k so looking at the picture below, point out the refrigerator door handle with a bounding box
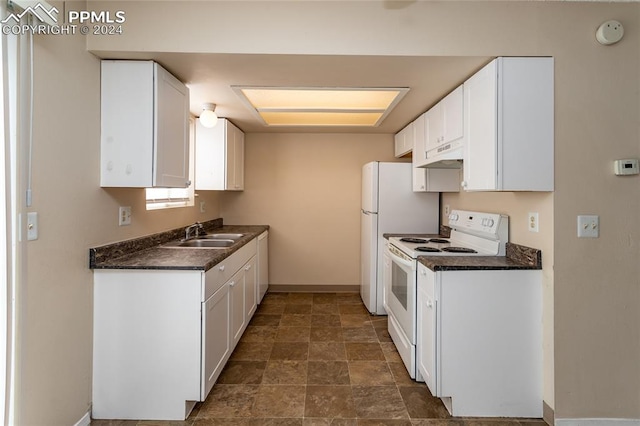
[362,209,378,215]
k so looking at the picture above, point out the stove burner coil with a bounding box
[415,247,442,253]
[441,247,478,253]
[399,237,428,244]
[428,239,450,244]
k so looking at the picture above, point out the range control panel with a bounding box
[448,210,508,239]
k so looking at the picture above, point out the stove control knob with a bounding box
[449,213,459,221]
[486,219,495,227]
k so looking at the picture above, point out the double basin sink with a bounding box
[163,233,245,249]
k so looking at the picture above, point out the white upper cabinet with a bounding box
[100,60,190,188]
[195,118,245,191]
[462,57,554,191]
[414,85,464,168]
[394,123,412,157]
[412,114,460,193]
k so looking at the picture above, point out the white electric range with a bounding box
[383,210,509,379]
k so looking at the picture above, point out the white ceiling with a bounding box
[94,51,492,134]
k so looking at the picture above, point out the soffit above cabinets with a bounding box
[91,51,492,133]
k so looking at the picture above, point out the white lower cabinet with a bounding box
[416,263,542,418]
[229,268,246,348]
[201,281,230,400]
[244,256,257,321]
[93,238,258,421]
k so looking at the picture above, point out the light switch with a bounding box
[27,212,38,241]
[577,215,599,238]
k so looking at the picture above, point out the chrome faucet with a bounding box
[184,222,203,240]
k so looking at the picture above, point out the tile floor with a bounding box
[91,292,548,426]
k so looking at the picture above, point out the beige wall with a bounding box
[18,0,640,424]
[219,133,398,287]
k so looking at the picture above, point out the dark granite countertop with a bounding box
[89,219,269,272]
[382,231,542,271]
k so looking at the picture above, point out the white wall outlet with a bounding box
[27,212,38,241]
[119,206,132,226]
[528,212,539,233]
[444,205,450,215]
[577,215,599,238]
[200,201,206,213]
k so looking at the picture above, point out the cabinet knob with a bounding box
[229,281,235,287]
[219,265,225,271]
[427,301,433,308]
[461,181,468,188]
[185,180,192,188]
[245,265,252,271]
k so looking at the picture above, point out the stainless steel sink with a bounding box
[201,233,245,240]
[163,239,236,249]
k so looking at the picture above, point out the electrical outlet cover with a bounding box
[119,206,132,226]
[528,212,539,233]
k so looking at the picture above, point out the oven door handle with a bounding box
[387,247,415,269]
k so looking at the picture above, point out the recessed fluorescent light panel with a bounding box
[233,86,409,127]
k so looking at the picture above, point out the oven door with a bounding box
[385,244,417,344]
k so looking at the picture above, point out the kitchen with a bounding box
[4,1,639,425]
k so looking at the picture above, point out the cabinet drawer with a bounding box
[205,260,232,300]
[204,238,258,300]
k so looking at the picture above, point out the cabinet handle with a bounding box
[219,265,225,271]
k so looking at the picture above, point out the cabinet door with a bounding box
[442,86,464,145]
[195,120,226,190]
[201,282,230,400]
[100,61,154,187]
[412,167,427,193]
[417,265,437,394]
[233,127,245,190]
[153,63,190,188]
[243,256,257,323]
[463,60,498,191]
[229,269,246,349]
[224,121,245,191]
[394,126,411,157]
[425,103,443,151]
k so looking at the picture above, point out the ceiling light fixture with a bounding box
[233,87,409,127]
[199,103,218,128]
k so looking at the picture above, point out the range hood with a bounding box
[423,139,463,168]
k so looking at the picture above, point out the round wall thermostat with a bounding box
[596,20,624,45]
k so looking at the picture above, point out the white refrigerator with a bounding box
[360,161,439,315]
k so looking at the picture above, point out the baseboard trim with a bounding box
[74,410,91,426]
[543,401,555,425]
[268,284,359,293]
[555,419,640,426]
